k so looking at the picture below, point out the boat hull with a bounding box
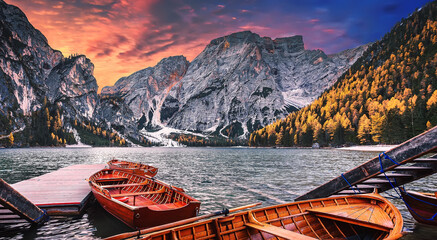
[92,188,200,229]
[400,189,437,226]
[107,160,158,177]
[89,169,200,229]
[107,193,403,240]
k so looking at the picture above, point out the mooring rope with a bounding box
[32,209,49,224]
[378,152,437,221]
[341,173,361,194]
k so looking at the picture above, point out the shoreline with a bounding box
[1,145,400,151]
[338,145,398,152]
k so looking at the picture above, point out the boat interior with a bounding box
[143,195,400,240]
[90,170,190,210]
[109,160,156,171]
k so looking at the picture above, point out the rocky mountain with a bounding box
[103,31,368,138]
[0,0,98,134]
[250,1,437,147]
[0,0,368,145]
[99,56,188,135]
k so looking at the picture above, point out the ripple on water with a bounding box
[0,147,436,239]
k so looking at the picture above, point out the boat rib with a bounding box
[106,192,403,240]
[88,169,200,229]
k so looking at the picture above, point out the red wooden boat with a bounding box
[88,169,200,229]
[400,187,437,226]
[107,159,158,177]
[107,192,403,240]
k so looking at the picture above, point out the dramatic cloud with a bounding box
[8,0,430,90]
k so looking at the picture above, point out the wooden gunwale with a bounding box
[106,193,403,240]
[89,169,200,229]
[107,159,158,177]
[399,188,437,226]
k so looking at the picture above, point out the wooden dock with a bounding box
[0,178,49,227]
[11,164,105,216]
[296,126,437,201]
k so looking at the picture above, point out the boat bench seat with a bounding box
[95,177,129,183]
[245,222,314,240]
[110,188,165,197]
[306,206,392,232]
[101,183,147,188]
[245,211,314,240]
[148,202,187,211]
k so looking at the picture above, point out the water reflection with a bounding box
[0,147,435,239]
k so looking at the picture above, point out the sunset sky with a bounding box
[8,0,430,91]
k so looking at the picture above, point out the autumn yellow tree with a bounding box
[357,115,372,144]
[370,112,385,143]
[8,133,14,146]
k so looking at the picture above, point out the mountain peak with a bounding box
[209,31,261,46]
[273,35,305,52]
[207,31,305,54]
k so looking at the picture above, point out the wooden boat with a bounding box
[106,192,403,240]
[88,169,200,229]
[400,187,437,226]
[107,159,158,177]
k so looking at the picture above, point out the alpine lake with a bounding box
[0,147,435,239]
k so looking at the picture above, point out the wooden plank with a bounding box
[0,219,29,224]
[375,173,412,178]
[376,162,437,193]
[245,212,315,240]
[306,208,392,232]
[0,209,14,215]
[0,178,48,225]
[111,188,165,197]
[354,184,379,189]
[95,177,129,183]
[0,214,25,220]
[101,183,147,188]
[296,126,437,201]
[336,189,373,195]
[413,158,437,162]
[394,166,433,171]
[11,164,105,215]
[362,179,390,184]
[245,222,315,240]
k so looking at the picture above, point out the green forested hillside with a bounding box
[250,1,437,147]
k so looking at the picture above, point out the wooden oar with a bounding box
[105,202,262,240]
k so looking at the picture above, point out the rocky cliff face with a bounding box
[46,55,98,120]
[0,0,98,133]
[99,56,188,134]
[0,0,367,142]
[102,31,367,139]
[163,31,368,137]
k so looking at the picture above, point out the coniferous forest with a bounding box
[0,98,128,147]
[0,98,76,147]
[250,2,437,147]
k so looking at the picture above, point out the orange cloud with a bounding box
[6,0,361,93]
